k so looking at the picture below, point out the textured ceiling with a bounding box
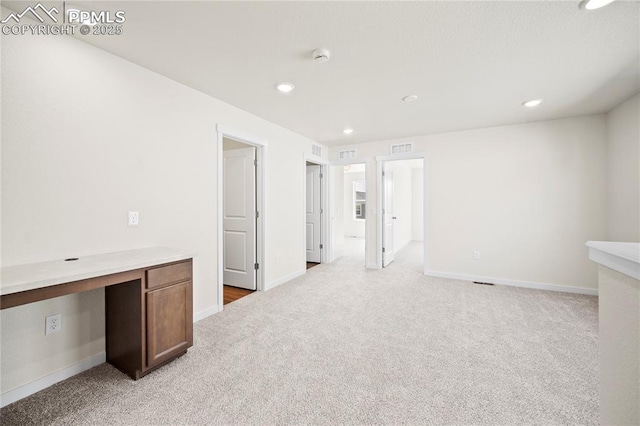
[4,1,639,145]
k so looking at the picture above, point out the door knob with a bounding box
[392,216,397,220]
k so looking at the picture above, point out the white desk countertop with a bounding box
[586,241,640,280]
[0,247,194,296]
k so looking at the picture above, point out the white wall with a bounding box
[331,115,608,291]
[606,93,640,242]
[343,172,366,238]
[1,20,324,395]
[412,168,424,241]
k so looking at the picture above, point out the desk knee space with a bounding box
[1,248,195,381]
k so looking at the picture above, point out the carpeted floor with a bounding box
[334,236,367,268]
[1,243,599,425]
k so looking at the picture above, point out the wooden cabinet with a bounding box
[106,259,193,379]
[0,248,195,382]
[146,261,192,289]
[146,281,192,367]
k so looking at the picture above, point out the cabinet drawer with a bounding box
[146,261,192,289]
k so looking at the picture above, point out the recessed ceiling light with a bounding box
[402,95,418,102]
[343,128,354,135]
[579,0,616,10]
[522,99,543,108]
[275,82,295,93]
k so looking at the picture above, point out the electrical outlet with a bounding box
[473,250,480,260]
[45,313,62,335]
[128,211,139,226]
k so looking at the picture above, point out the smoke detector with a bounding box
[312,48,331,64]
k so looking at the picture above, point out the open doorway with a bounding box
[330,162,368,267]
[222,137,257,303]
[306,161,322,269]
[378,157,425,272]
[216,125,266,310]
[304,160,329,269]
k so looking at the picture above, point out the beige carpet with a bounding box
[1,244,599,425]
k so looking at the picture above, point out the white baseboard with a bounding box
[193,304,222,322]
[0,352,106,408]
[2,303,223,408]
[424,269,598,296]
[265,269,305,291]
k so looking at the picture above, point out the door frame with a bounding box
[381,164,395,268]
[216,124,267,310]
[375,152,428,273]
[222,147,258,290]
[304,154,330,265]
[329,157,374,268]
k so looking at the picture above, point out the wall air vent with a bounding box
[312,144,322,157]
[390,143,413,154]
[473,281,495,286]
[338,149,357,160]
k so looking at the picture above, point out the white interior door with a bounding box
[223,147,256,290]
[306,164,322,263]
[382,164,395,267]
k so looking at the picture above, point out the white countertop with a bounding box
[1,247,194,296]
[586,241,640,280]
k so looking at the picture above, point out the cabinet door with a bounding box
[146,281,193,368]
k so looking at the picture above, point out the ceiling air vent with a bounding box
[312,144,322,157]
[390,143,413,154]
[338,149,357,160]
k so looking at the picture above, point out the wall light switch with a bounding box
[473,250,480,260]
[128,211,139,226]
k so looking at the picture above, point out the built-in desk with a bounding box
[1,247,194,379]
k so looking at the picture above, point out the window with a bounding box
[353,180,366,220]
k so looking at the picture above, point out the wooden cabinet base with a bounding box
[105,279,143,379]
[104,260,193,380]
[111,350,189,380]
[146,281,193,368]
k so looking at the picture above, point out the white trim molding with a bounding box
[376,152,428,271]
[216,124,268,306]
[216,124,268,147]
[265,269,305,291]
[305,153,329,165]
[193,304,222,322]
[375,151,424,162]
[0,352,106,408]
[329,157,375,268]
[425,269,599,296]
[330,157,372,166]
